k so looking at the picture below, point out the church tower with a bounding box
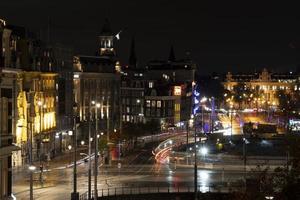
[99,19,115,57]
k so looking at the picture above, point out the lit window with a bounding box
[175,104,180,111]
[126,107,130,113]
[146,100,151,107]
[157,101,161,108]
[151,101,156,107]
[149,82,153,88]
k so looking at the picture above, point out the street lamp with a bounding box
[37,100,44,187]
[94,102,101,199]
[68,145,72,164]
[200,147,208,162]
[87,100,92,200]
[229,105,234,141]
[71,103,79,200]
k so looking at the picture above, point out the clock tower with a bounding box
[99,19,115,57]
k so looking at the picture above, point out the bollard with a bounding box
[115,188,117,196]
[108,188,109,196]
[102,189,103,197]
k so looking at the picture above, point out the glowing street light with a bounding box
[81,141,85,145]
[28,165,36,171]
[200,147,208,156]
[68,130,73,136]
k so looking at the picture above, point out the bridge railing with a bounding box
[79,185,244,200]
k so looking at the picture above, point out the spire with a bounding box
[129,37,137,68]
[168,45,175,62]
[101,18,112,35]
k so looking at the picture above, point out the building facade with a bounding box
[73,20,121,143]
[121,46,196,128]
[0,20,69,168]
[223,68,299,109]
[0,19,19,200]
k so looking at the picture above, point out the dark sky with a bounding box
[1,1,300,74]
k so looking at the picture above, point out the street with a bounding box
[13,137,251,200]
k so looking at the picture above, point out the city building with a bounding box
[51,44,74,155]
[121,45,196,128]
[0,21,62,167]
[73,19,121,142]
[223,68,299,109]
[144,48,195,127]
[121,38,146,123]
[0,18,19,200]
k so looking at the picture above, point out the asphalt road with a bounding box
[13,138,251,200]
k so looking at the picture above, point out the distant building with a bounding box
[121,38,146,123]
[223,68,299,109]
[144,57,195,127]
[121,45,196,128]
[73,19,121,142]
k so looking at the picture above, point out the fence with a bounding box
[79,185,244,200]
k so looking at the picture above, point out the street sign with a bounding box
[117,162,121,169]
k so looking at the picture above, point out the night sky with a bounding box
[1,1,300,74]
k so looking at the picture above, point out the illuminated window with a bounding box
[146,100,151,107]
[175,104,180,112]
[157,101,161,108]
[174,86,181,96]
[151,101,156,107]
[149,82,153,88]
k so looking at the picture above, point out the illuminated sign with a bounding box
[174,86,181,96]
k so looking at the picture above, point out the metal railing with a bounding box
[79,185,244,200]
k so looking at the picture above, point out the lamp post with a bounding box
[230,105,233,141]
[37,100,44,187]
[68,145,72,164]
[88,100,92,200]
[19,122,34,200]
[94,102,100,199]
[71,103,79,200]
[192,81,198,200]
